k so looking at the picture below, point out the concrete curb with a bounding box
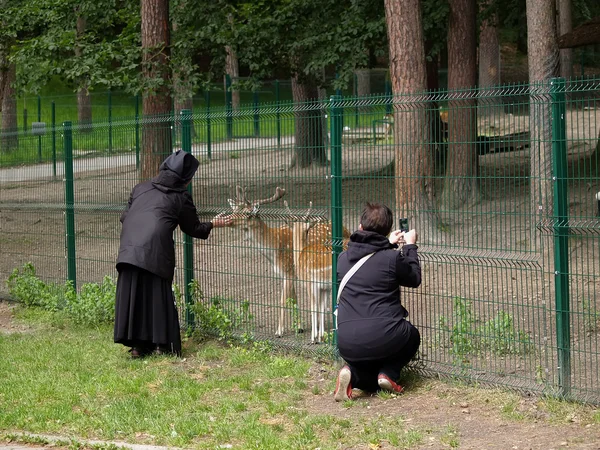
[2,433,182,450]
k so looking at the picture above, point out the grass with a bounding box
[3,304,600,449]
[0,101,392,168]
[0,306,430,450]
[0,75,397,168]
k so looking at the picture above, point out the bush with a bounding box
[6,263,116,326]
[64,276,116,325]
[189,279,254,341]
[6,263,66,312]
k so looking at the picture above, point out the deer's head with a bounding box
[284,201,330,245]
[228,185,286,232]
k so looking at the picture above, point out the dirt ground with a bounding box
[1,301,599,450]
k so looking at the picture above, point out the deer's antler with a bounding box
[252,186,286,206]
[235,185,250,206]
[301,202,313,222]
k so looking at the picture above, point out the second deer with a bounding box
[285,201,350,343]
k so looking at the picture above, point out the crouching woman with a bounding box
[334,202,421,401]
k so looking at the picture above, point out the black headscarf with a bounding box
[152,150,200,191]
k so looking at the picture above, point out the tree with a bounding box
[178,0,387,168]
[557,0,573,79]
[0,0,17,151]
[1,59,17,151]
[140,0,172,180]
[225,13,241,111]
[7,0,140,96]
[74,8,92,131]
[384,0,441,243]
[290,73,327,168]
[478,1,504,116]
[171,1,194,139]
[442,0,480,209]
[526,0,559,221]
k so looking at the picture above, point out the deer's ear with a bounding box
[251,205,259,215]
[227,199,236,209]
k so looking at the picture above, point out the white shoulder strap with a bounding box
[336,252,375,302]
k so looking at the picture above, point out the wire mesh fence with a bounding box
[1,76,599,402]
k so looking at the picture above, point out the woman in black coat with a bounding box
[114,150,231,358]
[334,203,421,401]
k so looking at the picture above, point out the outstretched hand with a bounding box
[211,213,234,228]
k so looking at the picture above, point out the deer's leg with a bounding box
[276,278,291,337]
[310,284,319,343]
[318,289,326,342]
[288,282,303,332]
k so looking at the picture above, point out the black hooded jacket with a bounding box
[116,151,213,280]
[336,230,421,361]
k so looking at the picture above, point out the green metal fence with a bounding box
[1,76,599,403]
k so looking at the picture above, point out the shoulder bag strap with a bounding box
[336,252,375,303]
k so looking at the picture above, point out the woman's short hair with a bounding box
[360,202,393,236]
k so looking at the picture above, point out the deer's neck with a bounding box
[291,223,306,270]
[246,220,280,262]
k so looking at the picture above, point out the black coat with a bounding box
[117,151,213,281]
[336,230,421,361]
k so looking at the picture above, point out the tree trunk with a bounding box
[355,69,371,96]
[1,61,18,151]
[442,0,480,209]
[172,8,194,139]
[140,0,172,180]
[425,39,447,176]
[290,75,327,168]
[384,0,441,243]
[557,0,573,79]
[0,47,6,111]
[225,45,240,111]
[478,6,503,117]
[527,0,559,222]
[225,13,240,112]
[75,14,92,133]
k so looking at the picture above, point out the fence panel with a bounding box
[1,77,599,402]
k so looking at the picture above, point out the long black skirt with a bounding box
[114,264,182,356]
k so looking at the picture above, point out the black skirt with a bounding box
[114,264,182,356]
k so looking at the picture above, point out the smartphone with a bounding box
[398,217,409,232]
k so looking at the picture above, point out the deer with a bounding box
[227,186,297,337]
[285,201,350,343]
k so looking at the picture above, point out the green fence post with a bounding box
[330,95,343,346]
[51,101,56,178]
[385,77,393,115]
[181,109,195,327]
[23,108,28,134]
[551,77,571,397]
[135,94,140,169]
[108,90,113,153]
[225,74,233,140]
[275,80,281,150]
[63,121,77,291]
[37,96,42,162]
[253,90,260,137]
[205,90,212,160]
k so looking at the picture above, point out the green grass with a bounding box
[3,304,600,449]
[0,101,392,168]
[0,307,428,450]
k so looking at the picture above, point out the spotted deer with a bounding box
[228,186,296,337]
[285,201,350,343]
